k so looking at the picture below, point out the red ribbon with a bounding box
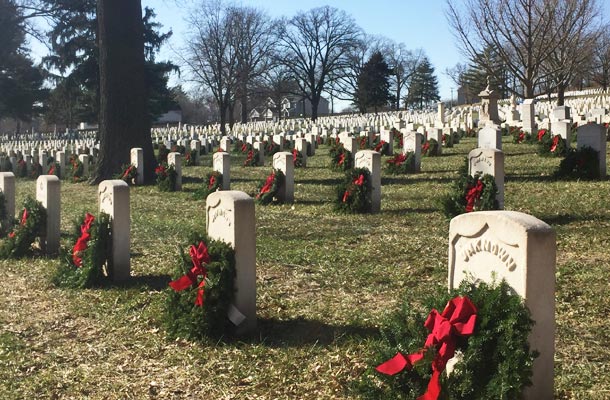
[292,149,298,163]
[387,153,407,165]
[550,135,560,152]
[376,296,477,400]
[518,132,525,143]
[422,142,430,155]
[353,174,364,186]
[72,212,95,267]
[374,140,386,152]
[338,152,345,166]
[122,165,134,178]
[155,165,166,176]
[48,165,55,175]
[342,190,350,203]
[245,150,254,165]
[169,241,210,307]
[537,129,547,142]
[464,179,484,212]
[208,175,216,189]
[8,208,28,238]
[256,172,275,199]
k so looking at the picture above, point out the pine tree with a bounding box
[354,51,393,113]
[404,56,439,110]
[0,0,45,125]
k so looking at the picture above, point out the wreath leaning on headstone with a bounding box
[194,171,223,200]
[163,233,236,341]
[0,196,46,259]
[329,144,353,171]
[155,162,177,192]
[537,130,567,157]
[335,167,372,214]
[554,146,600,180]
[117,163,137,185]
[441,160,498,219]
[255,169,285,205]
[422,138,439,157]
[354,280,537,400]
[52,212,112,288]
[385,152,416,175]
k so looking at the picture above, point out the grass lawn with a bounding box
[0,137,609,399]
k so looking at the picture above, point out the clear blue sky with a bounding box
[144,0,462,104]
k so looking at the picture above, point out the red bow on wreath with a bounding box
[208,175,216,189]
[338,152,345,166]
[422,142,430,154]
[376,296,477,400]
[72,213,95,267]
[550,135,560,152]
[464,179,484,212]
[169,241,210,307]
[257,172,275,199]
[353,174,364,186]
[8,208,28,238]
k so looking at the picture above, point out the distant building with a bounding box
[249,96,329,122]
[155,109,182,125]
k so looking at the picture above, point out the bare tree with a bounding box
[591,26,610,90]
[228,5,276,123]
[541,0,600,105]
[184,0,237,134]
[446,0,566,99]
[277,6,361,121]
[382,41,423,110]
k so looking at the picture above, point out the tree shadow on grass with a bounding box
[536,213,605,227]
[252,316,379,347]
[182,176,204,185]
[297,178,342,186]
[383,176,455,185]
[383,207,438,216]
[112,274,171,291]
[505,174,558,183]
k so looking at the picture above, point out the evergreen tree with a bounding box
[0,0,45,126]
[354,51,393,113]
[42,0,177,127]
[404,56,439,110]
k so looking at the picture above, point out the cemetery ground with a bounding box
[0,138,609,399]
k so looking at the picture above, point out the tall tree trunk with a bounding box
[311,96,319,121]
[95,0,154,184]
[557,83,566,106]
[219,103,227,135]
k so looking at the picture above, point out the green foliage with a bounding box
[329,144,353,171]
[442,133,454,148]
[52,212,112,288]
[69,157,85,182]
[47,161,60,177]
[0,158,13,172]
[335,168,372,214]
[164,233,236,341]
[15,158,27,178]
[157,144,169,163]
[116,164,138,185]
[385,152,416,175]
[355,280,536,400]
[554,146,600,180]
[442,160,498,219]
[255,169,285,205]
[404,56,440,110]
[243,149,261,167]
[292,149,304,168]
[537,131,567,157]
[29,161,42,180]
[155,162,177,192]
[184,150,198,166]
[355,51,393,113]
[265,141,280,156]
[422,139,439,157]
[512,128,532,144]
[0,196,46,259]
[193,171,223,200]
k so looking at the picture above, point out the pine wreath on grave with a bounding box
[329,144,353,171]
[163,233,236,341]
[441,159,498,219]
[0,196,46,258]
[554,146,600,180]
[374,139,390,155]
[385,152,416,175]
[393,128,403,149]
[292,148,304,168]
[47,161,60,177]
[354,280,537,400]
[265,141,281,156]
[155,162,177,192]
[512,128,532,144]
[117,164,137,185]
[255,169,285,205]
[52,212,112,288]
[243,149,261,167]
[537,129,567,157]
[16,157,27,178]
[184,149,198,166]
[30,161,43,180]
[69,155,85,182]
[194,171,223,200]
[335,167,372,213]
[422,138,439,157]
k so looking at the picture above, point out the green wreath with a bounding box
[194,171,223,200]
[512,129,532,144]
[442,161,499,219]
[47,161,60,177]
[157,144,169,163]
[70,158,85,182]
[329,144,353,171]
[335,168,372,213]
[385,152,416,175]
[243,149,261,167]
[155,162,177,192]
[265,141,281,156]
[16,158,27,178]
[422,139,439,157]
[52,212,112,288]
[0,196,46,258]
[184,150,198,166]
[554,146,600,180]
[355,280,536,399]
[373,140,390,155]
[292,149,304,168]
[255,169,285,205]
[163,233,236,341]
[30,161,42,180]
[116,164,138,185]
[538,132,567,157]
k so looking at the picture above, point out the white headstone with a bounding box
[206,191,256,335]
[403,131,422,172]
[577,124,606,177]
[448,211,555,400]
[272,152,294,203]
[98,180,130,281]
[213,152,231,190]
[355,150,381,213]
[468,148,505,209]
[0,172,15,227]
[478,126,502,150]
[36,175,60,254]
[130,148,144,185]
[168,152,182,191]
